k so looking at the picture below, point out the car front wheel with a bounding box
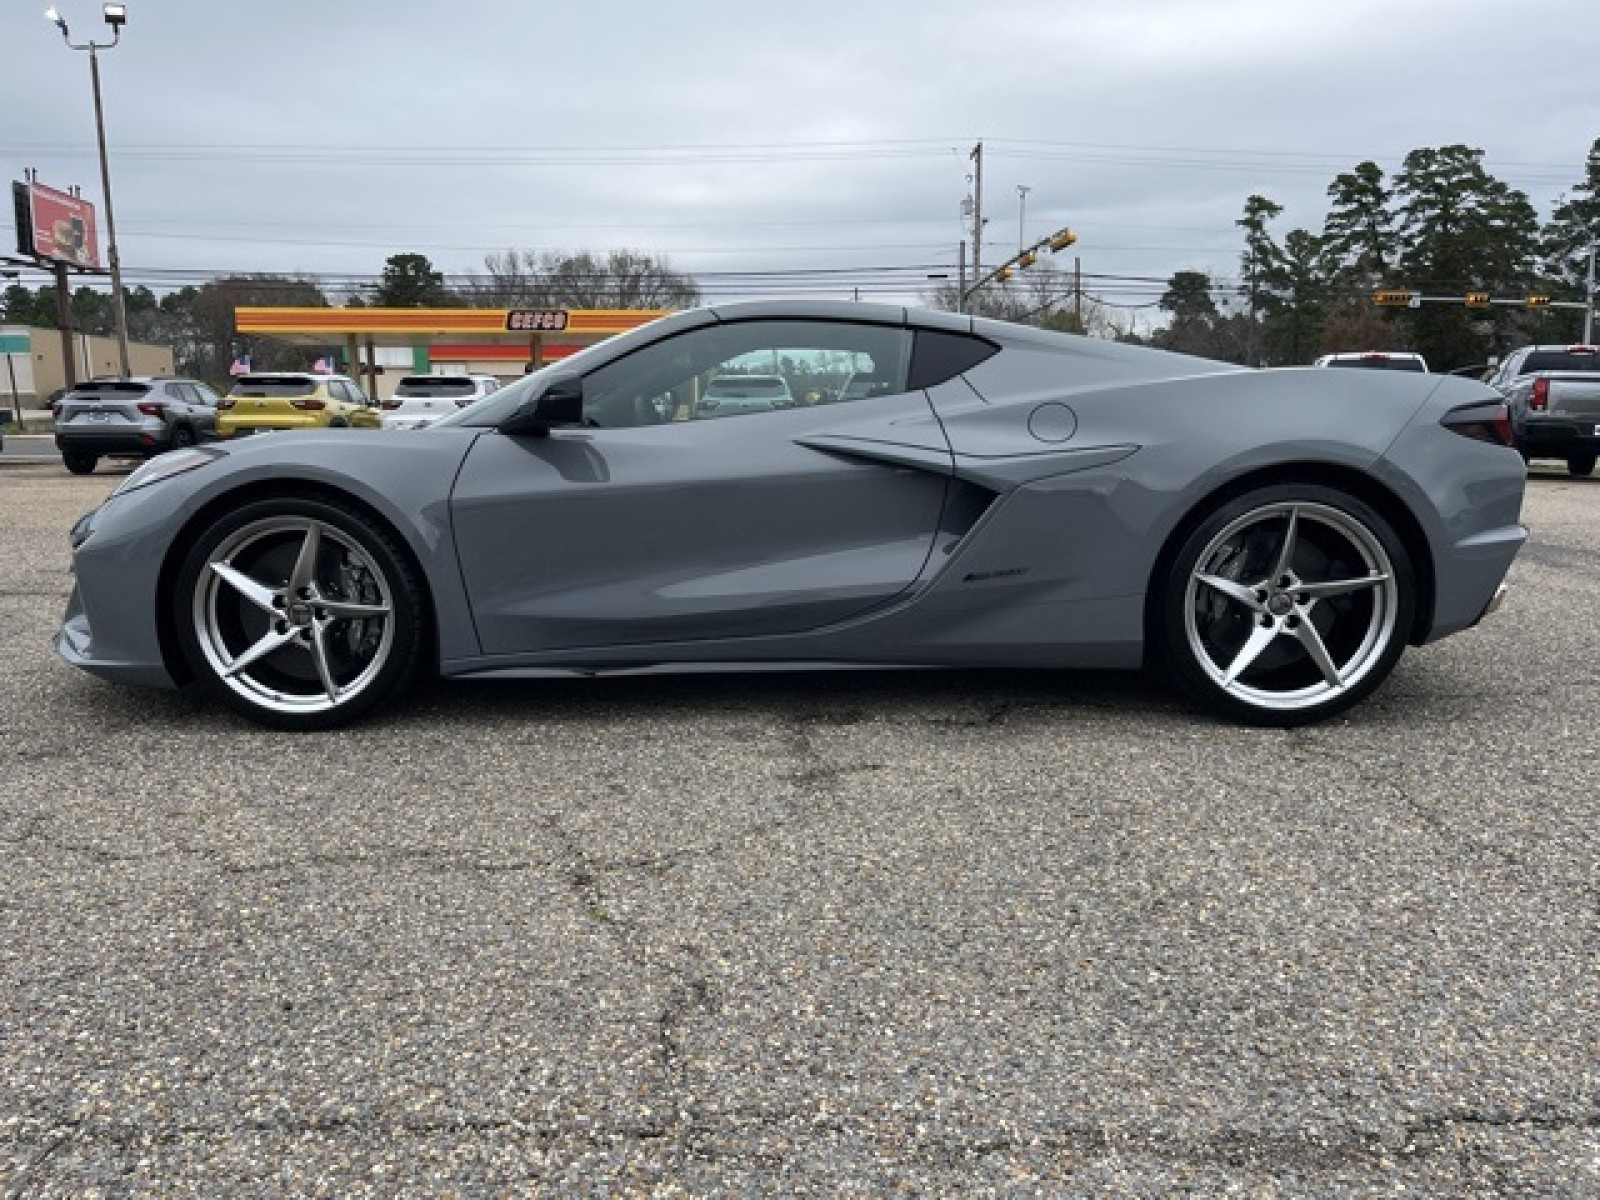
[173,497,424,729]
[1161,484,1414,726]
[1567,453,1596,478]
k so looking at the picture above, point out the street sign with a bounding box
[1465,292,1491,308]
[1374,290,1420,308]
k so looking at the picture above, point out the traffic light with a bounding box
[1465,291,1491,308]
[1526,294,1550,308]
[996,267,1013,281]
[1046,228,1078,252]
[1374,290,1418,307]
[1017,251,1037,269]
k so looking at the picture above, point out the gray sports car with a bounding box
[56,299,1526,730]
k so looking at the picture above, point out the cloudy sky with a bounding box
[2,0,1596,320]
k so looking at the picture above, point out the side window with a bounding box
[907,330,999,390]
[193,383,221,407]
[580,320,913,429]
[345,379,370,405]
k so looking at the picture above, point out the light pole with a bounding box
[46,3,132,378]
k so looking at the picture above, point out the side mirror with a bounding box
[500,375,584,437]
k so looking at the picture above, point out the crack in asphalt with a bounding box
[529,811,717,1135]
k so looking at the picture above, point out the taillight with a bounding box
[1530,378,1549,411]
[1493,403,1513,446]
[380,398,401,410]
[217,396,236,410]
[289,397,326,411]
[136,401,164,417]
[1443,402,1514,447]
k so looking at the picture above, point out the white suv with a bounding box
[381,374,501,430]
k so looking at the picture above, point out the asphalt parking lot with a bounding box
[0,462,1596,1197]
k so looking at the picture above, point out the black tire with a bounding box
[169,425,197,451]
[172,496,425,730]
[1567,453,1596,478]
[62,449,98,475]
[329,418,348,429]
[1158,483,1415,727]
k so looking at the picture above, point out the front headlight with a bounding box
[112,446,226,497]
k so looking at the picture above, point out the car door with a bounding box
[190,382,222,436]
[450,318,955,655]
[342,378,382,428]
[166,382,200,433]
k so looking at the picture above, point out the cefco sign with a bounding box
[504,309,569,333]
[11,180,101,269]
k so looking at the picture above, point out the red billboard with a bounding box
[15,181,101,269]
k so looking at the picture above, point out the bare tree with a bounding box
[464,249,700,309]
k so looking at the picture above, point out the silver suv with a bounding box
[54,376,224,475]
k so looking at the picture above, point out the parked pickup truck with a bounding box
[1487,344,1600,476]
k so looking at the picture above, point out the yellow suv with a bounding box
[216,373,381,438]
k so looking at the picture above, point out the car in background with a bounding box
[1312,352,1430,373]
[53,376,224,475]
[1486,343,1600,475]
[381,374,501,430]
[216,373,380,439]
[697,373,794,418]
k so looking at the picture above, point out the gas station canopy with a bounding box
[234,306,671,380]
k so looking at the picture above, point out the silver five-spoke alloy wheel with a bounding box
[1169,488,1411,722]
[190,514,397,718]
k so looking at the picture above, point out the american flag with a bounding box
[312,356,334,374]
[229,354,251,376]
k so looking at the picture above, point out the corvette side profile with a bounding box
[57,300,1527,730]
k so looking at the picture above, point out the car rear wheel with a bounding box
[170,426,197,451]
[62,449,98,475]
[173,497,424,730]
[1567,453,1596,478]
[1161,484,1414,726]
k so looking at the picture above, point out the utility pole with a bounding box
[970,142,984,294]
[1074,256,1083,330]
[1586,244,1596,345]
[957,239,967,313]
[87,38,130,377]
[1016,184,1030,254]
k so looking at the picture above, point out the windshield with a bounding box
[66,381,151,398]
[396,377,478,397]
[230,375,317,397]
[1521,351,1600,375]
[705,376,789,396]
[1325,356,1426,372]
